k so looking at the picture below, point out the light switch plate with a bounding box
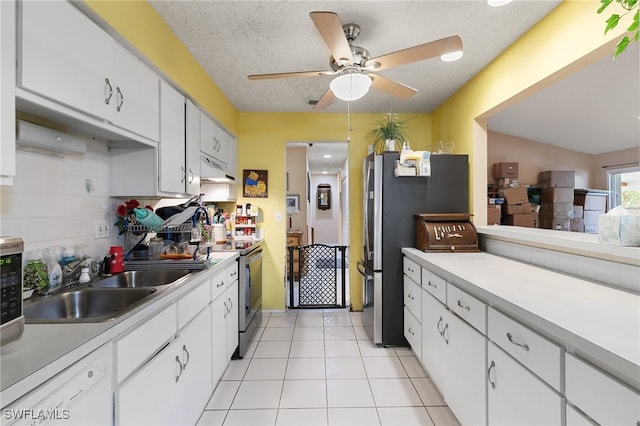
[94,219,110,239]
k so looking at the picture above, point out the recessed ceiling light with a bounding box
[323,154,332,158]
[322,171,328,174]
[487,0,514,7]
[441,50,464,62]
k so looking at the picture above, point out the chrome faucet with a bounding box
[61,256,90,286]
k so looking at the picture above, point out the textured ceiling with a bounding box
[149,0,638,169]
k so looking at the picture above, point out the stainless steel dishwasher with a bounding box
[238,245,262,358]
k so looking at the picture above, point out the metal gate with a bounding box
[287,244,347,309]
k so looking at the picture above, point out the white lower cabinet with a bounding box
[421,288,486,426]
[211,264,239,384]
[487,342,563,426]
[116,307,212,426]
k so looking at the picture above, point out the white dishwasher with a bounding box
[3,343,112,426]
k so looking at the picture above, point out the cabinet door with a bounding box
[159,80,186,194]
[226,279,239,359]
[211,292,228,383]
[421,288,447,388]
[0,0,16,185]
[200,112,217,159]
[227,134,238,179]
[487,342,563,426]
[115,339,180,425]
[20,1,112,120]
[185,100,201,195]
[441,309,487,426]
[111,42,159,141]
[215,126,230,167]
[176,308,213,426]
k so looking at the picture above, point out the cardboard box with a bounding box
[487,205,501,225]
[541,187,574,203]
[570,218,584,232]
[496,178,519,189]
[500,186,529,205]
[584,210,604,226]
[573,205,584,219]
[598,214,640,246]
[492,162,519,179]
[574,192,608,211]
[504,202,533,215]
[539,202,574,219]
[503,213,535,228]
[539,218,570,231]
[538,171,575,188]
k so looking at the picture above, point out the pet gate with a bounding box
[288,244,347,309]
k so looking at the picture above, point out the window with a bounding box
[607,166,640,209]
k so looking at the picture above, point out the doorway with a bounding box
[285,141,350,307]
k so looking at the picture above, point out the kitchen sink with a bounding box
[23,288,157,323]
[89,269,193,289]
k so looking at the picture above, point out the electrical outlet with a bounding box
[94,219,110,239]
[275,212,282,222]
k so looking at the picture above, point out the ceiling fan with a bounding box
[247,11,463,110]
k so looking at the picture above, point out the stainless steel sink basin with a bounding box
[89,269,192,289]
[24,288,157,323]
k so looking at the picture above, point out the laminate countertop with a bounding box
[402,248,640,391]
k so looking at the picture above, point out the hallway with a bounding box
[197,309,459,426]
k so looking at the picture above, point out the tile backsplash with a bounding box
[1,144,115,262]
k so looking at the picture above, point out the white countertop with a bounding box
[476,225,640,266]
[0,252,238,406]
[402,248,640,389]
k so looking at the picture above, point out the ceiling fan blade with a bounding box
[370,74,417,99]
[312,88,335,111]
[248,70,334,80]
[310,11,353,66]
[366,35,463,72]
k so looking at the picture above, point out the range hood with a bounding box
[200,154,234,183]
[16,120,86,155]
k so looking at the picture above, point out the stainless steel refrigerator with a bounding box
[358,152,469,346]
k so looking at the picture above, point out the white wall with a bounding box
[310,174,339,244]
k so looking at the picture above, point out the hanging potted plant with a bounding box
[366,113,410,154]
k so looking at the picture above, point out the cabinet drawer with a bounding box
[421,267,446,303]
[403,257,421,284]
[210,270,227,301]
[403,307,421,358]
[447,284,486,335]
[566,353,640,426]
[226,262,239,284]
[403,276,421,320]
[178,278,210,330]
[116,303,177,383]
[488,307,562,391]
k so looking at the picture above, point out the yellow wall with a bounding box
[237,112,431,310]
[431,0,629,224]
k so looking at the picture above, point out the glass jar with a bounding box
[148,238,163,259]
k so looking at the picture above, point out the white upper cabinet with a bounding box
[185,100,201,195]
[159,80,186,194]
[200,112,228,166]
[0,0,16,185]
[227,135,238,180]
[19,1,159,142]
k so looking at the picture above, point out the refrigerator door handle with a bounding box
[363,158,373,262]
[356,260,371,279]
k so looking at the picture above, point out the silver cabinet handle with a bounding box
[457,300,470,311]
[437,316,444,334]
[223,300,228,318]
[441,323,449,345]
[182,345,190,369]
[175,355,183,382]
[181,166,186,183]
[228,297,233,312]
[407,293,414,301]
[217,280,225,288]
[407,327,414,336]
[507,332,530,351]
[104,78,113,104]
[188,168,195,184]
[427,280,437,288]
[487,360,496,389]
[116,87,124,111]
[407,266,414,273]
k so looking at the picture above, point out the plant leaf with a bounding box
[628,10,639,31]
[634,29,639,41]
[614,36,631,57]
[598,0,614,13]
[606,14,621,34]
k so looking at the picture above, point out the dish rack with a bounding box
[123,207,210,261]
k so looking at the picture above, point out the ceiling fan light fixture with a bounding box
[330,73,372,101]
[440,50,464,62]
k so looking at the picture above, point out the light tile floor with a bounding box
[197,309,460,426]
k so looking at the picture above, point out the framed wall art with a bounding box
[286,194,300,214]
[243,169,268,198]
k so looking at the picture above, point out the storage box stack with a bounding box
[574,189,608,234]
[493,163,535,227]
[538,171,575,231]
